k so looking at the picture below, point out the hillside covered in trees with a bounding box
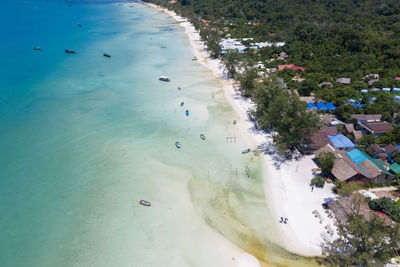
[147,0,400,84]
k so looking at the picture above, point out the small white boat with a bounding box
[139,200,151,206]
[159,76,170,82]
[33,47,41,51]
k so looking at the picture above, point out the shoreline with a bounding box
[143,1,337,260]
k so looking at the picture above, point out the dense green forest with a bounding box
[146,0,400,91]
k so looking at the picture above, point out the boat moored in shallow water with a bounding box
[200,134,206,140]
[139,200,151,206]
[185,110,189,116]
[65,49,75,54]
[175,141,181,149]
[192,56,197,61]
[33,47,41,51]
[103,53,111,58]
[159,76,170,82]
[180,102,184,107]
[242,148,251,154]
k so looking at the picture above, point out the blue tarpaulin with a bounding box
[307,102,336,110]
[394,88,400,93]
[316,102,327,110]
[383,88,391,93]
[307,103,315,109]
[328,134,355,149]
[352,104,364,108]
[325,102,336,110]
[361,89,368,94]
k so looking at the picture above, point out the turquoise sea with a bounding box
[0,1,312,266]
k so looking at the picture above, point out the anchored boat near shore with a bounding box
[175,141,181,149]
[65,49,76,54]
[242,148,251,154]
[139,200,151,206]
[159,76,170,82]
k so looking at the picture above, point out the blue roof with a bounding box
[307,103,315,109]
[328,134,355,149]
[383,88,391,92]
[346,149,374,177]
[347,149,366,164]
[394,88,400,93]
[349,99,356,104]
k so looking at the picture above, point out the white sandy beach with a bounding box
[145,1,338,262]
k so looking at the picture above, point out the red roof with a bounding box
[395,77,400,81]
[376,211,392,225]
[278,64,305,72]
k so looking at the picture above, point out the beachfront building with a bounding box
[219,38,284,54]
[315,145,393,184]
[352,130,363,142]
[327,134,355,150]
[277,64,305,73]
[336,78,351,84]
[350,114,382,122]
[369,144,397,161]
[329,195,393,226]
[277,51,288,61]
[319,114,344,126]
[357,121,394,137]
[304,126,338,150]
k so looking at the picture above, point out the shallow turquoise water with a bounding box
[0,1,304,266]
